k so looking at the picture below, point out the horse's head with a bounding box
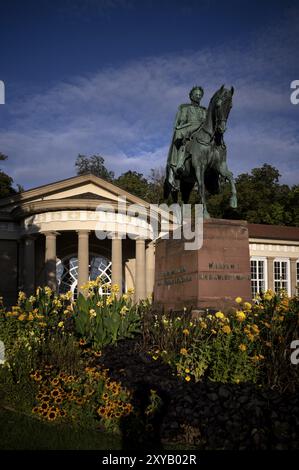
[211,85,234,135]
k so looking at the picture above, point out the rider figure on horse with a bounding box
[166,86,207,192]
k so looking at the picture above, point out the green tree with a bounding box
[0,153,16,198]
[114,170,150,200]
[207,163,298,226]
[147,167,166,204]
[75,154,114,182]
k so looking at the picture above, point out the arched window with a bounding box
[56,253,112,298]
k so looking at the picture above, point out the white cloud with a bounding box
[0,10,298,189]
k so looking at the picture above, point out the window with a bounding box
[251,257,267,297]
[274,258,290,295]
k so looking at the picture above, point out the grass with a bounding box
[0,407,122,450]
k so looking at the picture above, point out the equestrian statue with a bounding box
[164,85,237,218]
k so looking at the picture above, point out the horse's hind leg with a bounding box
[219,162,237,208]
[171,190,178,203]
[180,180,192,205]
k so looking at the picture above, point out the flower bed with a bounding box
[0,281,299,449]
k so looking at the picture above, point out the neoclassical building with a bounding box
[248,223,299,297]
[0,174,158,305]
[0,173,298,306]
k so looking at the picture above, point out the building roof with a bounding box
[248,223,299,242]
[0,173,149,208]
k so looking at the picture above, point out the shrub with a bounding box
[143,290,299,389]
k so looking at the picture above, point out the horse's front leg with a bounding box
[219,162,237,208]
[201,168,210,218]
[194,160,210,219]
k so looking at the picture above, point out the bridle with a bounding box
[194,91,232,146]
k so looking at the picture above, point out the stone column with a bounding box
[135,238,146,302]
[267,256,275,291]
[44,231,58,291]
[146,241,155,298]
[290,258,298,296]
[77,230,89,294]
[111,237,123,297]
[17,239,24,291]
[23,236,35,295]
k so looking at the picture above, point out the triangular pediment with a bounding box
[0,174,150,213]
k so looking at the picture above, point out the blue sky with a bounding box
[0,0,298,189]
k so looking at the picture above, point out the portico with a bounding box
[0,174,157,304]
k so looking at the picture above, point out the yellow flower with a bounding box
[180,348,188,356]
[5,311,16,318]
[239,344,247,352]
[47,410,57,421]
[247,333,255,342]
[106,296,113,305]
[122,294,128,301]
[182,329,189,335]
[215,311,225,320]
[251,324,260,334]
[235,297,242,304]
[127,287,135,295]
[264,289,274,301]
[185,368,190,373]
[65,291,73,300]
[222,325,231,334]
[18,314,26,321]
[211,329,217,334]
[18,291,26,301]
[27,313,34,321]
[58,321,64,328]
[243,302,252,310]
[235,310,246,322]
[44,286,52,296]
[111,284,120,293]
[185,375,191,382]
[200,321,207,329]
[89,309,96,317]
[120,306,129,315]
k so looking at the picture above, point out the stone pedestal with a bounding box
[154,219,251,312]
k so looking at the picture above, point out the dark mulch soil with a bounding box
[96,338,299,450]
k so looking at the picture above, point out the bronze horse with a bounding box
[164,85,237,218]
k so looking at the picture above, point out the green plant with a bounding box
[73,281,141,349]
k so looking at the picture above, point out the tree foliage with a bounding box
[207,163,299,226]
[75,154,115,182]
[114,170,150,200]
[0,153,16,198]
[74,157,297,227]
